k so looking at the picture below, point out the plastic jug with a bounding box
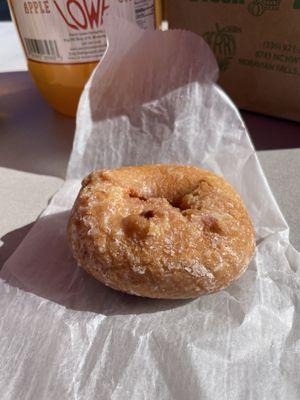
[8,0,162,117]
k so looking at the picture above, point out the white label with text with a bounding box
[10,0,155,64]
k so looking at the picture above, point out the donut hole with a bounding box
[127,180,210,215]
[128,190,188,213]
[178,192,204,212]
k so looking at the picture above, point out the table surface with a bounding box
[1,71,300,268]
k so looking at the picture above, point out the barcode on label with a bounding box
[24,38,60,59]
[135,4,154,19]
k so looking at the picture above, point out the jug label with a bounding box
[10,0,155,64]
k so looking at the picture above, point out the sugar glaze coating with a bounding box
[67,165,255,299]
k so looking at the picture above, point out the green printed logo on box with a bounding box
[167,0,300,121]
[203,24,241,71]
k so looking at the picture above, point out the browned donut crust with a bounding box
[67,165,255,299]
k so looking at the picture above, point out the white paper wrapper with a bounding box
[1,19,300,400]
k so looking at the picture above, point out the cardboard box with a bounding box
[164,0,300,121]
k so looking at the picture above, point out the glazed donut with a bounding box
[67,165,255,299]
